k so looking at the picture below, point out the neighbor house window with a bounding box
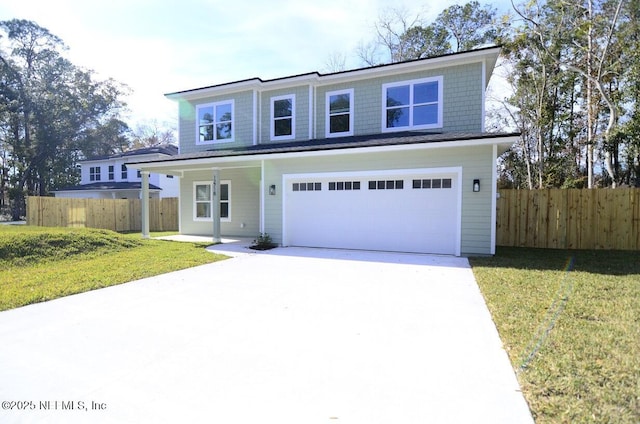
[108,165,114,180]
[89,166,101,182]
[197,100,234,144]
[194,181,231,221]
[271,94,295,140]
[121,164,127,179]
[326,89,354,137]
[382,76,443,131]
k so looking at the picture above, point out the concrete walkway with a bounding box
[0,247,533,424]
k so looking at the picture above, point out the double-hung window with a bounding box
[382,76,443,131]
[197,100,234,144]
[108,165,114,181]
[326,89,354,137]
[89,166,101,182]
[271,95,295,140]
[121,164,127,180]
[194,181,231,222]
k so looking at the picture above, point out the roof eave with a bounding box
[128,133,519,172]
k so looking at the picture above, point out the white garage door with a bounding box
[283,169,461,255]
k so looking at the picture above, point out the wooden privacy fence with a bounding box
[496,189,640,250]
[27,197,178,232]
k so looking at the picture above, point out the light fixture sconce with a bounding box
[473,179,480,192]
[269,184,276,195]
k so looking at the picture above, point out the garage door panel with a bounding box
[284,172,459,254]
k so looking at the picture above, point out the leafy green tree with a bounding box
[357,2,505,64]
[435,1,501,52]
[0,19,129,218]
[511,0,628,187]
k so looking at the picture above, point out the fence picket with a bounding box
[496,189,639,251]
[26,197,178,233]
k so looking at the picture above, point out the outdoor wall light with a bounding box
[269,184,276,195]
[473,179,480,192]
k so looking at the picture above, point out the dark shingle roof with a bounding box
[129,131,518,165]
[56,182,162,192]
[85,145,178,162]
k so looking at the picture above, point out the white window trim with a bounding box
[381,76,443,132]
[193,180,231,222]
[89,166,101,182]
[196,100,235,145]
[270,94,296,141]
[325,88,354,138]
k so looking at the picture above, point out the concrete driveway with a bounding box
[0,246,533,424]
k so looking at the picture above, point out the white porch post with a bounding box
[141,171,150,239]
[212,168,221,243]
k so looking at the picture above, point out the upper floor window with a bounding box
[89,166,101,182]
[326,89,354,137]
[382,76,443,132]
[271,94,295,140]
[197,100,234,144]
[108,165,114,180]
[121,164,127,180]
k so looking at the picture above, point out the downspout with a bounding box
[260,160,265,233]
[490,144,498,255]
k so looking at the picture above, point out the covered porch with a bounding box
[128,156,266,244]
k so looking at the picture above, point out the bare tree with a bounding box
[323,51,348,73]
[129,119,177,149]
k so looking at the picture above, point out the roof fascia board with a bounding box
[321,47,501,85]
[129,135,518,171]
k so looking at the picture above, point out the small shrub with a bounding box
[250,233,277,250]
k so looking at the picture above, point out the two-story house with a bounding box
[55,145,179,199]
[129,46,517,256]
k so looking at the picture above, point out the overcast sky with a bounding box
[0,0,513,129]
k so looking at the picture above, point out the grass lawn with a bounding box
[470,248,639,424]
[0,226,227,311]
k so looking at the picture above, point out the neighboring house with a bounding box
[129,46,517,256]
[55,145,179,199]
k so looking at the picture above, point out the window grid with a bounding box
[382,76,442,132]
[368,180,404,190]
[326,89,354,137]
[193,181,231,221]
[197,101,234,144]
[89,166,101,182]
[271,95,295,140]
[292,182,322,192]
[412,178,453,189]
[328,181,361,191]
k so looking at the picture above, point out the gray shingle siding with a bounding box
[176,62,485,155]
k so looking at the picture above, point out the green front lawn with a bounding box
[470,248,640,423]
[0,226,227,311]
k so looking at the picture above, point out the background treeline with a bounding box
[1,1,639,219]
[0,20,174,219]
[341,0,639,189]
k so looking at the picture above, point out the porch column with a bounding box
[141,171,150,239]
[212,168,221,243]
